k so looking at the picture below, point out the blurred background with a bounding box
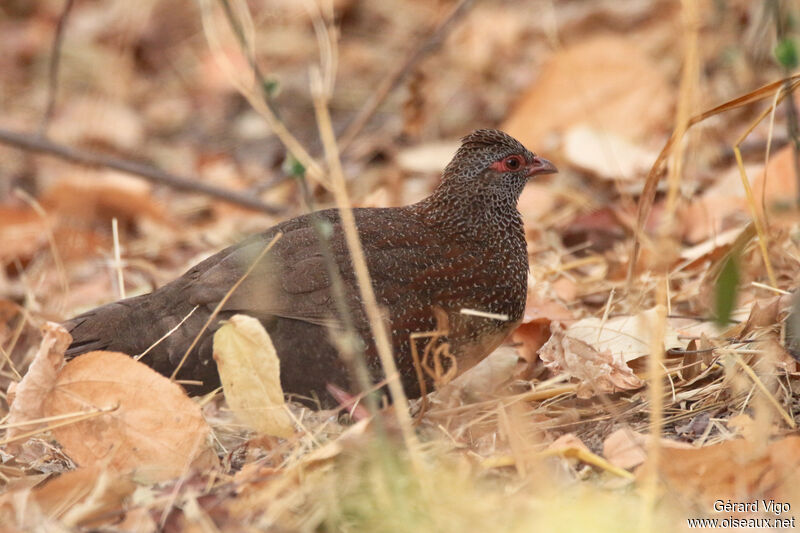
[0,0,797,317]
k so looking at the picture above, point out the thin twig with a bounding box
[199,0,326,187]
[642,0,699,526]
[135,305,199,361]
[39,0,75,135]
[14,188,70,298]
[170,232,282,381]
[217,0,279,117]
[311,72,424,472]
[337,0,476,154]
[0,127,284,214]
[111,218,125,299]
[0,405,118,446]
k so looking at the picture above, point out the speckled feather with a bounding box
[64,129,548,406]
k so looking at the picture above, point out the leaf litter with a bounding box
[1,1,800,531]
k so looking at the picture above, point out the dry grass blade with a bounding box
[14,188,69,301]
[627,73,800,288]
[641,2,698,526]
[732,352,796,428]
[135,306,199,361]
[170,232,282,381]
[111,218,125,299]
[0,405,117,446]
[310,72,424,471]
[198,0,326,188]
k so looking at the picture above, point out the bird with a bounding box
[64,129,557,407]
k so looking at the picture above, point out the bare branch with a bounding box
[337,0,476,154]
[0,127,284,215]
[39,0,75,135]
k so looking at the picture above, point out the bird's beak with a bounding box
[527,156,558,177]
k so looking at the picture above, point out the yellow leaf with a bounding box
[213,314,294,438]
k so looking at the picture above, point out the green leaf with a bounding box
[714,254,740,326]
[775,38,799,69]
[282,154,306,178]
[261,77,280,99]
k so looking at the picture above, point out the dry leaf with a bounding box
[568,307,683,363]
[563,125,657,180]
[30,465,135,528]
[41,171,171,227]
[503,34,672,148]
[434,346,519,405]
[213,314,294,438]
[538,322,644,398]
[41,351,212,483]
[5,322,70,449]
[741,295,784,338]
[547,433,592,455]
[645,436,800,503]
[753,143,799,216]
[50,98,144,151]
[512,290,574,364]
[603,428,691,470]
[678,179,748,244]
[0,206,49,263]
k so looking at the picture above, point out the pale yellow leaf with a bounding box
[213,314,294,438]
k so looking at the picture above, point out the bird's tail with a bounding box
[63,290,220,392]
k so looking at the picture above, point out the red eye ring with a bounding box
[491,155,525,172]
[505,156,523,170]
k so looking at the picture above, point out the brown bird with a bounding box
[64,129,556,406]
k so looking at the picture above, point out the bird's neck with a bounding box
[411,182,526,243]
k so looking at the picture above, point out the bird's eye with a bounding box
[504,156,523,170]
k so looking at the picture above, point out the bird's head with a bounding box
[441,129,557,201]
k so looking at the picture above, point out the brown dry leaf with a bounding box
[50,98,144,151]
[538,322,643,398]
[0,206,49,263]
[741,295,784,338]
[603,428,691,470]
[41,171,171,228]
[547,433,592,455]
[752,143,799,216]
[5,322,70,449]
[677,225,747,267]
[560,207,627,253]
[28,465,135,528]
[512,290,574,363]
[503,34,672,149]
[41,351,212,483]
[213,314,294,438]
[678,192,747,245]
[563,125,658,180]
[645,436,800,503]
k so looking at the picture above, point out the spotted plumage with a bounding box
[64,129,556,406]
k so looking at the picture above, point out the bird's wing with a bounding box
[185,213,338,326]
[185,207,489,332]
